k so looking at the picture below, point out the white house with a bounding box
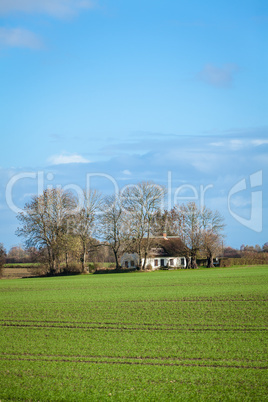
[121,235,187,270]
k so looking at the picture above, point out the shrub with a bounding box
[31,265,49,277]
[88,263,95,273]
[146,263,152,271]
[63,263,82,275]
[159,265,169,270]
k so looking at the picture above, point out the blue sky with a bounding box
[0,0,267,250]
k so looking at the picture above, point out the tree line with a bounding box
[11,181,227,275]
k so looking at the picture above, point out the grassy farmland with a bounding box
[0,266,267,401]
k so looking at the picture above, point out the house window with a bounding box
[154,259,159,267]
[169,259,174,266]
[160,259,165,267]
[130,260,134,267]
[181,258,185,265]
[125,261,128,268]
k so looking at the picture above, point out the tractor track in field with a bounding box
[0,318,265,329]
[116,299,268,302]
[0,320,266,332]
[4,298,266,305]
[0,354,266,370]
[33,298,268,303]
[2,352,266,364]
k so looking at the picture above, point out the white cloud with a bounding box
[229,195,251,208]
[197,63,239,87]
[22,192,35,199]
[122,169,131,175]
[0,27,42,49]
[0,0,95,18]
[252,139,268,146]
[230,139,244,150]
[209,141,224,147]
[209,138,247,151]
[48,153,90,165]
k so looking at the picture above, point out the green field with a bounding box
[0,266,267,401]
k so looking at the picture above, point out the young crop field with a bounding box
[0,266,267,401]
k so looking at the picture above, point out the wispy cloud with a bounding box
[252,139,268,146]
[197,63,239,87]
[211,136,268,151]
[48,153,90,165]
[0,27,42,49]
[122,169,131,176]
[0,0,96,18]
[209,141,225,147]
[230,139,244,150]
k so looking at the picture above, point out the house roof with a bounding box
[147,237,187,257]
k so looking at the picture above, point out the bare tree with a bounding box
[0,243,6,278]
[7,246,25,261]
[200,208,225,267]
[122,181,165,270]
[72,190,102,273]
[0,242,6,264]
[174,202,202,269]
[100,194,128,269]
[262,242,268,252]
[152,210,171,236]
[16,189,76,275]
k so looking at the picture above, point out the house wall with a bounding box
[143,257,186,270]
[120,253,139,268]
[121,253,186,270]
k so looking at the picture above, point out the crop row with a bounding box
[0,354,267,370]
[0,322,266,332]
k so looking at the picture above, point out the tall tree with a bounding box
[123,181,165,269]
[72,190,102,273]
[0,243,6,278]
[0,243,6,266]
[100,194,128,269]
[177,202,202,269]
[263,242,268,252]
[7,246,25,261]
[16,189,76,274]
[200,207,225,267]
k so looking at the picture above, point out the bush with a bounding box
[31,265,49,277]
[146,263,152,271]
[63,263,82,275]
[88,263,95,273]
